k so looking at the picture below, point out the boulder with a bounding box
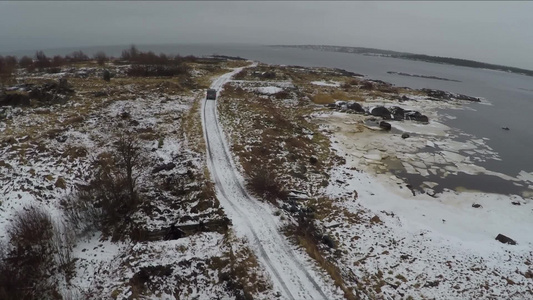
[58,78,69,89]
[401,133,410,139]
[405,111,429,123]
[335,101,347,107]
[346,102,365,113]
[379,121,392,131]
[152,162,176,174]
[103,70,111,82]
[495,234,517,245]
[471,203,482,208]
[390,106,405,120]
[322,235,336,248]
[370,106,392,119]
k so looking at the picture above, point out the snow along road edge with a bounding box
[201,66,338,300]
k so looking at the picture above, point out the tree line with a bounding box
[0,45,199,79]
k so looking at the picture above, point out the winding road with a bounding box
[201,67,336,299]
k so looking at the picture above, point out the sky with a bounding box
[1,1,532,69]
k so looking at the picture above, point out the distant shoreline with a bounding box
[272,45,533,77]
[387,71,461,82]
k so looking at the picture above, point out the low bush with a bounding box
[273,90,291,99]
[94,51,108,66]
[360,81,374,90]
[0,207,74,300]
[247,167,288,205]
[126,65,189,77]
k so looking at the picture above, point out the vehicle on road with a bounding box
[206,89,217,100]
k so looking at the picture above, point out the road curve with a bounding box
[201,67,335,300]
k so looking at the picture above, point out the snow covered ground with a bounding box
[310,86,533,298]
[311,80,341,87]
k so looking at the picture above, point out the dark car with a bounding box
[206,89,217,100]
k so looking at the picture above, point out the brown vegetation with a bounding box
[63,130,145,239]
[0,207,75,300]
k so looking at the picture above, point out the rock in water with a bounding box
[401,133,410,139]
[495,234,517,245]
[405,111,429,123]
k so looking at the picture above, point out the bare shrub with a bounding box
[18,56,33,69]
[0,207,74,300]
[273,90,290,100]
[51,55,66,68]
[233,69,248,80]
[288,214,358,300]
[0,56,17,84]
[360,81,374,90]
[34,50,51,70]
[247,167,288,204]
[94,51,108,66]
[126,65,189,77]
[115,131,142,204]
[121,45,139,61]
[63,130,145,239]
[69,50,89,62]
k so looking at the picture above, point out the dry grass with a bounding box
[331,91,349,100]
[287,219,359,300]
[311,93,335,104]
[210,233,273,299]
[181,94,205,153]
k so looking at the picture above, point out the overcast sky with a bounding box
[1,1,532,69]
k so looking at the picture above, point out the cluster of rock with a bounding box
[422,88,481,102]
[325,101,430,123]
[0,79,74,107]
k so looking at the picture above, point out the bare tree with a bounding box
[63,129,145,238]
[115,130,142,205]
[121,44,139,61]
[70,50,89,62]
